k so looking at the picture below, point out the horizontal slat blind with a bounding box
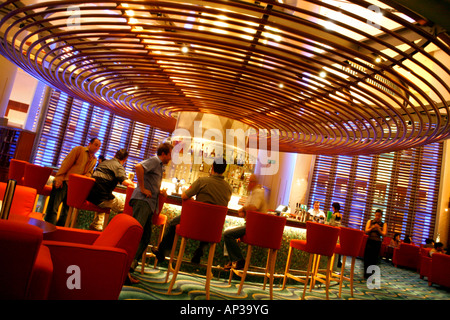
[33,88,170,179]
[309,143,442,245]
[58,99,92,167]
[34,90,71,167]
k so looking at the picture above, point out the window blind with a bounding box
[308,143,442,245]
[33,88,170,179]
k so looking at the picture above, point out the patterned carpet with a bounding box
[120,258,450,301]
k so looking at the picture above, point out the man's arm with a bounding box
[135,163,151,198]
[181,178,201,200]
[122,179,135,187]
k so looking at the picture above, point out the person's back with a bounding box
[88,157,126,205]
[184,174,232,207]
[86,149,134,231]
[153,158,231,264]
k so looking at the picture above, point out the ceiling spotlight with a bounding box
[181,46,189,53]
[375,56,382,63]
[279,83,284,89]
[319,71,327,78]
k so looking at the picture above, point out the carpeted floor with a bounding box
[120,258,450,301]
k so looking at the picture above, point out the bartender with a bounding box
[308,200,325,222]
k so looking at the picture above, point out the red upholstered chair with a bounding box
[379,236,392,258]
[429,253,450,288]
[23,163,53,215]
[283,222,340,300]
[229,211,286,300]
[333,227,365,297]
[419,247,432,281]
[122,185,135,215]
[392,243,420,271]
[65,174,111,229]
[42,213,143,300]
[8,159,28,185]
[141,192,167,273]
[166,200,228,300]
[0,181,40,219]
[0,219,53,300]
[358,234,368,258]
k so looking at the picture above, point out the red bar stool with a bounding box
[22,163,53,215]
[229,211,286,300]
[141,192,167,273]
[283,222,339,300]
[166,200,228,300]
[8,159,28,185]
[333,226,364,297]
[65,174,111,229]
[122,185,135,216]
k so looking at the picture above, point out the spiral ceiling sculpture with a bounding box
[0,0,449,155]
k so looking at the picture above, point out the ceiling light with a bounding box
[279,83,284,89]
[181,46,189,53]
[319,71,327,78]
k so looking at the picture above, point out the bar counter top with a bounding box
[164,194,306,229]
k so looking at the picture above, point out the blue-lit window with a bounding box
[33,88,169,180]
[308,143,442,246]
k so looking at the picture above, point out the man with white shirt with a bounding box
[308,200,325,222]
[223,174,267,270]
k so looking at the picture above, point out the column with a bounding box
[0,55,18,126]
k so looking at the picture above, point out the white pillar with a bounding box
[0,55,18,125]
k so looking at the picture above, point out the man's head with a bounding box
[313,201,321,210]
[211,157,227,175]
[88,138,101,155]
[374,209,383,221]
[115,148,129,164]
[248,174,259,191]
[157,142,173,164]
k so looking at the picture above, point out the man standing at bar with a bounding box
[152,158,232,265]
[44,138,101,226]
[86,148,135,231]
[128,142,173,282]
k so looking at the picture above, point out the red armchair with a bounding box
[379,236,392,258]
[0,182,42,219]
[419,248,432,280]
[429,253,450,288]
[392,243,420,270]
[43,213,143,299]
[0,220,53,300]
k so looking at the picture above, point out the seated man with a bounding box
[223,174,267,270]
[87,148,134,231]
[152,158,232,264]
[429,242,445,257]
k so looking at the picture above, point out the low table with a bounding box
[9,215,57,233]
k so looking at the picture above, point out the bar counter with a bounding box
[164,194,307,229]
[74,189,316,282]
